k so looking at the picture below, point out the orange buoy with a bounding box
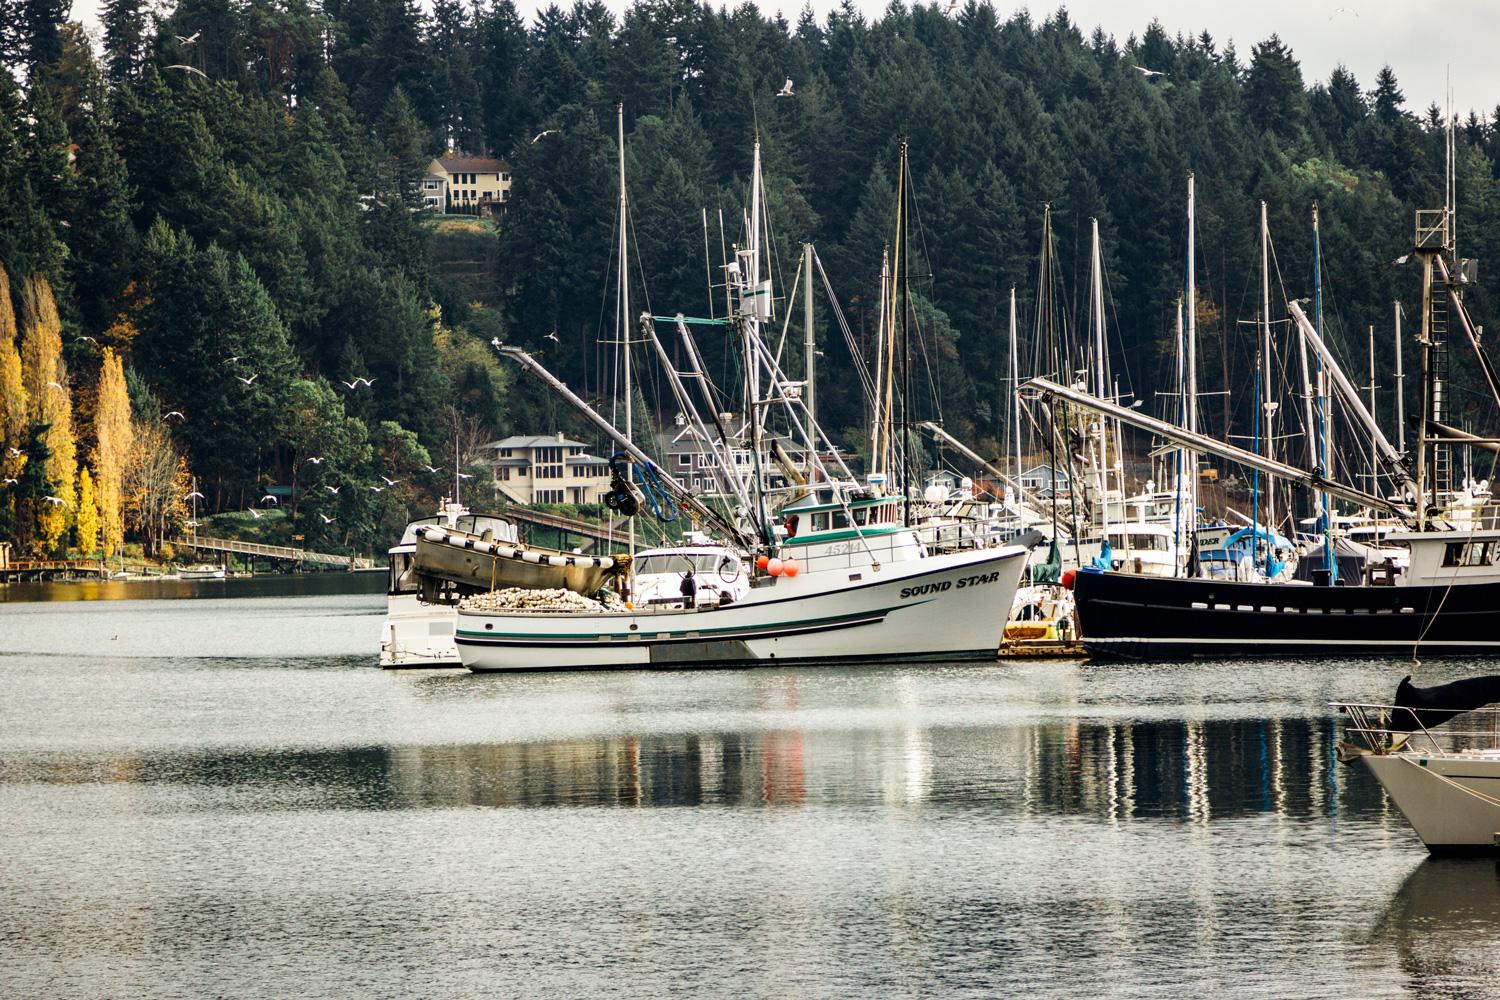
[1061,569,1077,590]
[767,557,783,576]
[756,554,770,570]
[782,559,800,577]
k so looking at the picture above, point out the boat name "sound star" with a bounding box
[900,571,1002,599]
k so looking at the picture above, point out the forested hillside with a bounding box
[1,0,1496,557]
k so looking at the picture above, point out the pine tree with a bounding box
[19,274,76,552]
[75,466,100,555]
[94,347,133,558]
[101,0,148,84]
[1245,34,1305,144]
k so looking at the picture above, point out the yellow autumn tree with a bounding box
[76,466,100,556]
[0,265,25,479]
[19,274,76,552]
[94,348,133,557]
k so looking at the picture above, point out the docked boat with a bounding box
[456,489,1037,671]
[379,499,520,668]
[179,564,226,580]
[1336,675,1500,852]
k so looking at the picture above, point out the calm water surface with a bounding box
[2,577,1498,998]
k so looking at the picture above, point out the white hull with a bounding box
[456,544,1029,671]
[1362,752,1500,852]
[379,594,462,668]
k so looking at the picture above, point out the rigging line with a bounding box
[812,250,877,408]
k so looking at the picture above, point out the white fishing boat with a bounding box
[379,499,517,669]
[1336,676,1500,853]
[179,564,226,580]
[456,490,1035,671]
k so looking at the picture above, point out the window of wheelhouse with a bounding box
[388,552,418,595]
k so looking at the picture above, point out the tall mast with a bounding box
[870,246,890,476]
[1009,286,1021,496]
[1394,302,1406,456]
[1259,200,1275,548]
[615,100,634,557]
[1312,204,1333,581]
[1368,323,1378,491]
[1090,218,1109,538]
[746,140,769,542]
[1184,174,1199,547]
[803,241,816,475]
[899,138,913,523]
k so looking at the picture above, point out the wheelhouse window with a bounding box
[1443,541,1495,567]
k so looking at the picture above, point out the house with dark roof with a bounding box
[424,154,513,215]
[484,432,611,505]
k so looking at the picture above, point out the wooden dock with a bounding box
[175,535,381,571]
[0,559,110,582]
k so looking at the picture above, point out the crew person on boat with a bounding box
[680,569,697,609]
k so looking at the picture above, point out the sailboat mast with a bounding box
[1010,286,1021,497]
[615,101,635,557]
[871,247,890,477]
[1313,204,1334,581]
[1368,323,1378,490]
[1394,302,1406,456]
[1090,218,1109,539]
[747,140,768,541]
[1260,200,1275,545]
[803,242,816,474]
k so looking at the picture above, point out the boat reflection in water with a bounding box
[1367,859,1500,987]
[37,708,1390,820]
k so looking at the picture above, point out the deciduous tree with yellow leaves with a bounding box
[19,274,76,554]
[0,266,27,538]
[76,467,100,556]
[94,347,132,557]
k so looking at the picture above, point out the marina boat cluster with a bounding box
[368,115,1500,857]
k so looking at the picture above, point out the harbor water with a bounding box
[2,577,1497,998]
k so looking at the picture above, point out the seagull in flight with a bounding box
[246,506,262,519]
[165,64,209,79]
[163,410,185,422]
[776,79,794,97]
[945,0,959,13]
[340,379,358,389]
[46,381,64,391]
[422,465,440,474]
[319,514,335,524]
[185,491,204,500]
[2,477,16,485]
[380,475,401,486]
[224,356,242,364]
[306,456,324,465]
[457,472,474,480]
[186,519,200,528]
[1135,65,1165,78]
[236,374,258,385]
[260,494,279,506]
[80,335,98,344]
[531,129,559,143]
[7,447,20,457]
[544,331,559,344]
[325,485,341,494]
[368,485,385,493]
[355,377,375,387]
[42,495,68,506]
[175,31,201,44]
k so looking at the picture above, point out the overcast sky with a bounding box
[69,0,1494,115]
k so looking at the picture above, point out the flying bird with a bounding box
[490,337,502,349]
[224,356,242,364]
[246,506,262,519]
[236,374,258,385]
[1135,65,1165,78]
[185,520,200,528]
[163,410,185,421]
[544,331,559,344]
[341,379,359,389]
[355,377,375,387]
[1329,6,1359,17]
[319,514,335,524]
[531,129,559,143]
[259,495,279,506]
[305,456,324,465]
[175,31,201,44]
[2,478,16,485]
[80,335,98,344]
[945,0,959,13]
[46,381,64,390]
[776,79,794,98]
[368,485,385,493]
[457,472,474,480]
[42,495,67,506]
[7,447,20,456]
[325,485,341,494]
[380,475,401,486]
[165,64,209,79]
[422,465,440,474]
[185,491,204,500]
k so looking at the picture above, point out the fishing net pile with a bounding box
[460,587,625,613]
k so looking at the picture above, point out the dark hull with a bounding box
[1073,569,1500,660]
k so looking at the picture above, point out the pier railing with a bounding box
[175,535,379,570]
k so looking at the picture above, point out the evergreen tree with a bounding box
[101,0,149,84]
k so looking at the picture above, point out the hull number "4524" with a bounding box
[899,571,1002,599]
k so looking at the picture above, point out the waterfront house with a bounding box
[1019,463,1071,498]
[423,155,513,215]
[660,412,811,495]
[485,433,611,505]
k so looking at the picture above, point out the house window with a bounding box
[502,172,510,182]
[678,454,691,467]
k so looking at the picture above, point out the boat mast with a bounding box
[616,100,634,557]
[803,241,816,476]
[870,246,890,480]
[1394,302,1406,456]
[1368,323,1378,491]
[1259,201,1275,558]
[1185,173,1198,524]
[1090,218,1109,542]
[746,140,770,544]
[1312,204,1334,581]
[898,137,913,524]
[1010,286,1021,499]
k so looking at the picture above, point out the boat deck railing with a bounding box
[1332,701,1500,757]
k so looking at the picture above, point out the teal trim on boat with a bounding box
[779,525,907,546]
[455,601,923,642]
